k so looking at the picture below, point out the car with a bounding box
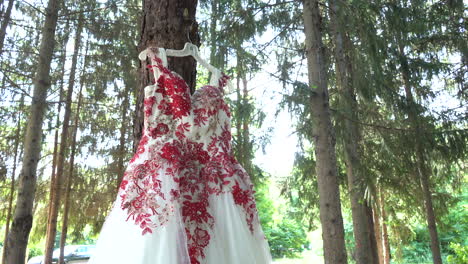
[27,245,95,264]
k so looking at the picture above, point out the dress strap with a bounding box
[209,69,221,87]
[157,48,168,68]
[209,69,231,92]
[218,73,230,89]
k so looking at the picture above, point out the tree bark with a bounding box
[241,77,253,177]
[329,0,376,263]
[302,1,348,263]
[208,0,218,80]
[234,50,244,172]
[380,192,391,264]
[373,199,384,264]
[43,13,83,264]
[134,0,199,150]
[419,162,442,264]
[116,79,130,192]
[58,57,85,264]
[399,44,443,264]
[366,203,379,264]
[58,35,87,264]
[4,0,61,262]
[0,0,14,55]
[46,18,70,232]
[1,95,24,264]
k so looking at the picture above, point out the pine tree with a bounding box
[4,0,62,262]
[302,0,348,262]
[329,0,376,262]
[58,44,85,263]
[43,10,84,264]
[1,95,24,264]
[0,0,14,54]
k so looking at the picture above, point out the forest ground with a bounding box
[273,249,324,264]
[272,229,324,264]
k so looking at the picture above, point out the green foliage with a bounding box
[343,222,356,263]
[255,180,309,260]
[28,246,43,258]
[280,149,319,230]
[254,181,275,228]
[396,186,468,263]
[447,243,468,264]
[264,217,309,259]
[401,226,435,264]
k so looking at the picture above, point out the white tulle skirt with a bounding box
[88,193,272,264]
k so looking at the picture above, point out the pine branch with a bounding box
[0,71,31,97]
[19,0,46,16]
[335,109,468,135]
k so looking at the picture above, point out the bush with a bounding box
[447,243,468,264]
[28,246,43,259]
[264,218,309,259]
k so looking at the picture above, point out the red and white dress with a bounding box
[88,48,272,264]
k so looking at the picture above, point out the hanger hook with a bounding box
[186,20,196,44]
[187,30,192,44]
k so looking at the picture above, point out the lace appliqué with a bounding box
[118,50,260,263]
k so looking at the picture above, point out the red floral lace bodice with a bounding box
[118,48,260,264]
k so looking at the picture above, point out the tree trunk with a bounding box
[373,200,384,264]
[399,45,442,264]
[1,95,24,264]
[0,0,14,55]
[208,0,218,79]
[116,44,135,190]
[43,13,83,264]
[380,192,391,264]
[419,161,442,264]
[234,50,243,169]
[366,203,379,264]
[4,0,61,262]
[134,0,199,150]
[115,79,130,191]
[46,18,70,231]
[241,77,254,178]
[302,1,348,263]
[329,0,375,263]
[58,56,85,264]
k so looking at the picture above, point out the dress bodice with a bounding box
[141,48,231,153]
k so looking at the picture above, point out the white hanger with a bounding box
[138,43,233,93]
[166,43,220,76]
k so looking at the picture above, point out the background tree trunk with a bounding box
[329,0,375,262]
[134,0,199,150]
[1,95,24,264]
[46,19,69,232]
[43,13,83,264]
[58,60,84,264]
[366,203,379,263]
[302,0,348,263]
[115,78,131,191]
[208,0,219,79]
[4,0,61,262]
[380,192,391,264]
[0,0,14,55]
[399,45,442,264]
[241,77,253,177]
[373,193,384,264]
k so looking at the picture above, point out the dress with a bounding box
[88,47,272,264]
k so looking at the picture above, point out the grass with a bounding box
[272,229,324,264]
[273,249,324,264]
